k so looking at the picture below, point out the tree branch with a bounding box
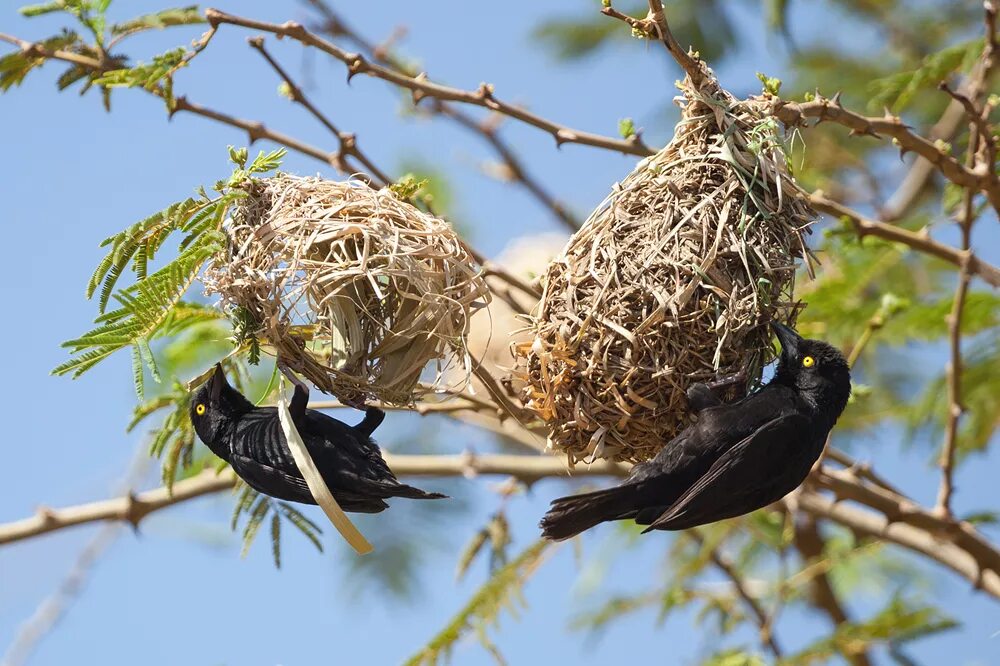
[203,8,652,157]
[601,1,704,86]
[0,454,625,546]
[795,490,1000,599]
[771,95,1000,214]
[808,191,1000,287]
[304,0,582,231]
[247,36,391,187]
[933,79,991,517]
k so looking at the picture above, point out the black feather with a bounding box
[539,323,851,540]
[190,367,447,513]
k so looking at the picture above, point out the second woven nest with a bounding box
[203,174,490,406]
[515,69,815,464]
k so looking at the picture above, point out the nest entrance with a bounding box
[515,70,815,464]
[203,175,490,405]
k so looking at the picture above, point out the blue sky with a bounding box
[1,1,998,665]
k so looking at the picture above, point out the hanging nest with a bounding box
[202,174,491,406]
[514,66,815,464]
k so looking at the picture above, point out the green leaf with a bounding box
[869,38,982,112]
[0,31,80,91]
[617,117,636,139]
[404,540,552,666]
[240,494,271,558]
[110,6,205,38]
[270,512,281,569]
[19,2,67,17]
[278,502,324,553]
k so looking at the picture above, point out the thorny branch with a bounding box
[808,192,1000,287]
[0,455,623,546]
[203,8,652,158]
[601,1,704,86]
[248,36,391,187]
[934,84,995,517]
[1,3,999,646]
[771,94,1000,214]
[0,27,539,321]
[305,0,581,231]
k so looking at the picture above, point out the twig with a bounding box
[933,86,985,517]
[772,96,1000,213]
[881,2,999,221]
[601,1,704,86]
[814,466,1000,587]
[304,1,581,231]
[0,32,107,70]
[691,531,783,658]
[247,36,391,187]
[203,8,652,157]
[795,490,1000,599]
[643,0,705,85]
[808,191,1000,287]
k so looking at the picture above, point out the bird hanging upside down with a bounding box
[190,365,446,513]
[539,323,851,540]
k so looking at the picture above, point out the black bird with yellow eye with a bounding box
[190,364,446,513]
[540,322,852,540]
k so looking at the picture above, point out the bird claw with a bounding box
[686,383,723,414]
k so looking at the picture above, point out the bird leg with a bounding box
[276,357,309,423]
[702,369,748,392]
[354,407,386,437]
[686,370,749,414]
[686,383,724,414]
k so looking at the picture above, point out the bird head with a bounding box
[771,322,852,423]
[189,364,254,451]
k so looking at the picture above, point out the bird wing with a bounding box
[230,452,314,504]
[641,413,809,532]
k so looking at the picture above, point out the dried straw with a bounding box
[514,70,815,464]
[203,174,490,405]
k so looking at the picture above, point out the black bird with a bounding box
[190,365,446,513]
[540,323,851,540]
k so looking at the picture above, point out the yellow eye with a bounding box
[802,356,816,368]
[195,403,206,416]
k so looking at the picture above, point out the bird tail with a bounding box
[539,485,639,541]
[384,482,448,500]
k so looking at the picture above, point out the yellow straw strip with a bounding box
[276,380,374,555]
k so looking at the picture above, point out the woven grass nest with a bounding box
[203,174,491,406]
[514,68,815,464]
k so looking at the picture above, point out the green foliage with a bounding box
[404,540,552,666]
[617,117,636,139]
[0,31,81,91]
[533,1,734,63]
[231,306,262,366]
[785,596,956,664]
[231,484,325,568]
[54,147,286,395]
[456,511,512,582]
[20,0,110,44]
[869,39,982,112]
[907,335,1000,456]
[755,72,782,96]
[5,2,206,108]
[110,6,204,38]
[94,46,187,106]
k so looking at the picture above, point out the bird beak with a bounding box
[209,363,227,402]
[770,322,802,361]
